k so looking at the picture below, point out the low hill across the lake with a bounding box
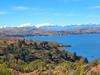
[0,25,100,37]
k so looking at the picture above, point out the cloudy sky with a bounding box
[0,0,100,27]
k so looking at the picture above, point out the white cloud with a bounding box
[13,6,30,10]
[52,12,78,17]
[55,0,82,2]
[0,11,7,15]
[89,6,100,9]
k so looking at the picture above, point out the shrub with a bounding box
[0,64,11,75]
[57,61,77,70]
[28,60,47,70]
[15,60,47,72]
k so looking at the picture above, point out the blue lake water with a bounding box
[25,34,100,61]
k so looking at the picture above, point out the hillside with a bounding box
[0,38,85,64]
[0,37,100,75]
[0,25,100,37]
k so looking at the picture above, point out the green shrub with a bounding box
[90,61,98,67]
[0,64,11,75]
[28,60,47,70]
[57,61,77,70]
[76,66,85,75]
[7,59,26,72]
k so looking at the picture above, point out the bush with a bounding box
[90,60,99,67]
[17,60,47,72]
[57,61,77,70]
[0,64,11,75]
[28,60,47,70]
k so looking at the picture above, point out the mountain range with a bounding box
[0,24,100,37]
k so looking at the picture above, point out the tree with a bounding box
[73,52,78,60]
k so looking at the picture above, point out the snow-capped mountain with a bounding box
[35,23,100,31]
[0,23,100,37]
[1,23,100,31]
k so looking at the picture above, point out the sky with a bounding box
[0,0,100,27]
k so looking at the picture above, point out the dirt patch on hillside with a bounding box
[86,64,100,75]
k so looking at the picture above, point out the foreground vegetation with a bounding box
[0,37,99,75]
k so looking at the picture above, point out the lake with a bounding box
[25,34,100,61]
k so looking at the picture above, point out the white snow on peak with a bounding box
[17,23,64,28]
[1,23,100,28]
[0,25,7,29]
[34,23,56,28]
[17,23,33,27]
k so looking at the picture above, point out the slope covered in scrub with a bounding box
[0,37,99,75]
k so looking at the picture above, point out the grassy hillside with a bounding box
[0,37,99,75]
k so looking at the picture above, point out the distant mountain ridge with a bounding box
[1,23,100,29]
[38,24,100,31]
[0,24,100,37]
